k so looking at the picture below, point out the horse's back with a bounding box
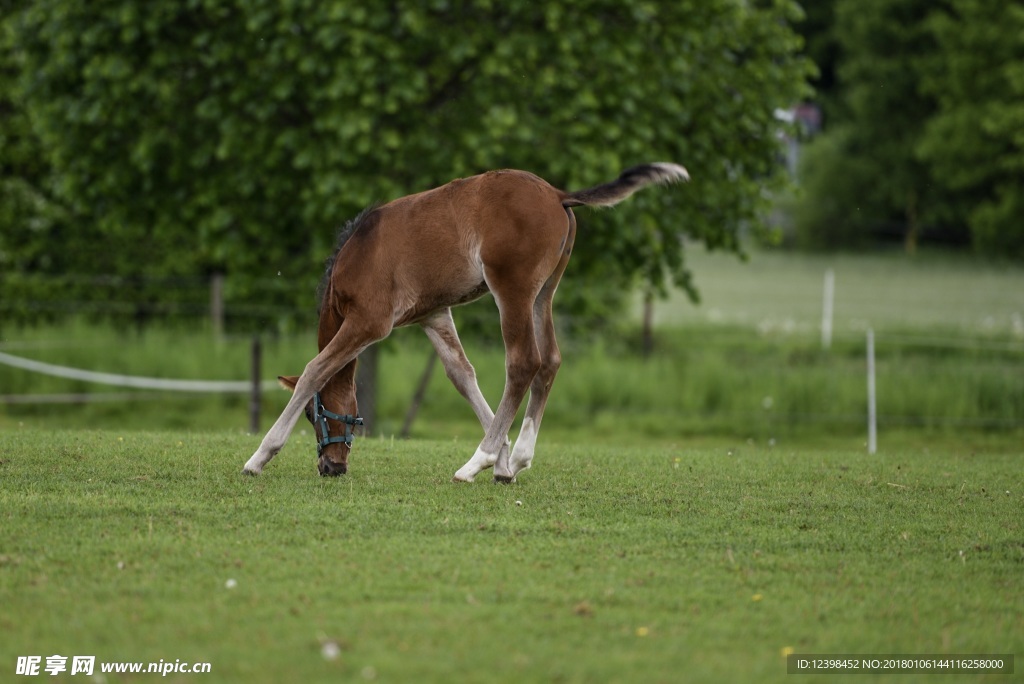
[384,169,563,220]
[370,167,570,269]
[330,169,572,325]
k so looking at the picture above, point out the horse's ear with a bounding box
[277,375,299,392]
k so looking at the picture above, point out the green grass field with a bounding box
[2,320,1021,454]
[644,247,1024,336]
[1,430,1020,683]
[1,249,1022,681]
[3,248,1021,446]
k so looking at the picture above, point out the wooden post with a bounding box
[356,344,378,436]
[866,328,877,454]
[249,336,261,434]
[210,272,225,340]
[821,268,834,350]
[641,290,655,358]
[400,351,438,439]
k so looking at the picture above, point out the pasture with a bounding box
[1,248,1022,681]
[1,430,1021,683]
[646,247,1024,335]
[3,248,1023,450]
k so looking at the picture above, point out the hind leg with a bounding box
[495,210,574,482]
[496,291,561,481]
[453,292,540,482]
[454,199,574,483]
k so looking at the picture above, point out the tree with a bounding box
[790,0,1024,259]
[916,0,1024,260]
[792,0,945,252]
[792,0,841,116]
[4,0,811,327]
[0,0,72,323]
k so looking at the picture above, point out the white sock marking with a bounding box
[453,445,499,482]
[510,417,538,474]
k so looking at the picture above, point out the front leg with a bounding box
[243,389,309,474]
[242,319,378,475]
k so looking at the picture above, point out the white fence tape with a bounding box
[0,351,278,393]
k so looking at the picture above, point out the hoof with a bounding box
[452,474,474,483]
[242,467,260,476]
[493,474,515,484]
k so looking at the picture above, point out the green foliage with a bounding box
[789,126,878,249]
[791,0,836,109]
[2,0,811,328]
[791,0,1024,258]
[0,0,70,311]
[916,0,1024,260]
[791,0,943,252]
[2,430,1022,682]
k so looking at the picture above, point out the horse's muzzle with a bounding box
[318,456,347,476]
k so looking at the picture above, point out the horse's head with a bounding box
[278,375,362,476]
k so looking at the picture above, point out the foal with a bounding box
[243,163,688,481]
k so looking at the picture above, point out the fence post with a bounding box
[249,336,261,434]
[866,328,877,454]
[822,268,834,350]
[641,290,655,358]
[356,344,378,436]
[210,272,225,340]
[400,351,438,438]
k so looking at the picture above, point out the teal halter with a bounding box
[312,392,363,455]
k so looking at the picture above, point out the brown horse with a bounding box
[243,163,688,481]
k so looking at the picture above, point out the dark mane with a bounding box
[317,204,380,312]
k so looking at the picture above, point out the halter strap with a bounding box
[312,392,363,455]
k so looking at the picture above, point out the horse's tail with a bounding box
[560,162,689,208]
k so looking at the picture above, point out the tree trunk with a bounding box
[356,344,379,435]
[641,290,655,358]
[400,351,438,439]
[210,272,225,339]
[904,190,919,255]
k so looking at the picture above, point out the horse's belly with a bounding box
[392,277,489,327]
